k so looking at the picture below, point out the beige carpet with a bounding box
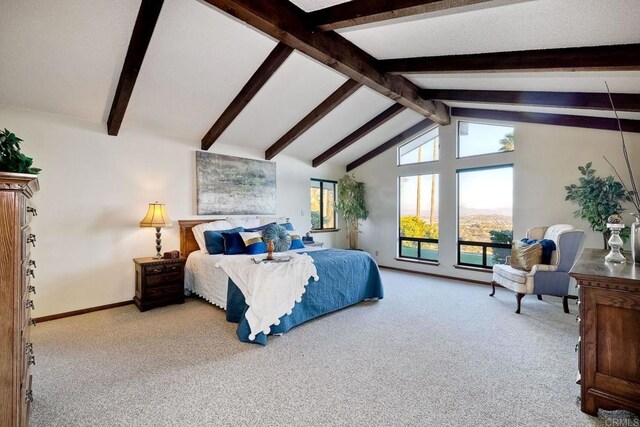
[30,269,638,426]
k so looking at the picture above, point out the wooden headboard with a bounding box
[179,219,227,258]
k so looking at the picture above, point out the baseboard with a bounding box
[379,265,491,286]
[34,300,134,323]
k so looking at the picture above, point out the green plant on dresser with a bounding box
[0,129,41,174]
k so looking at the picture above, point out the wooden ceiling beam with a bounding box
[380,43,640,74]
[265,80,362,160]
[313,104,406,167]
[201,42,293,150]
[309,0,493,31]
[107,0,165,136]
[422,89,640,112]
[198,0,450,125]
[346,119,435,172]
[452,107,640,133]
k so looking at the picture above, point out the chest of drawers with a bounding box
[570,249,640,416]
[0,172,39,426]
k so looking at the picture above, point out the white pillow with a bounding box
[227,216,261,228]
[259,216,289,226]
[192,220,234,251]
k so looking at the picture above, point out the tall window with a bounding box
[398,127,439,165]
[458,121,514,157]
[457,166,513,268]
[399,174,439,261]
[310,179,336,230]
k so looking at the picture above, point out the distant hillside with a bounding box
[459,214,512,243]
[460,207,512,217]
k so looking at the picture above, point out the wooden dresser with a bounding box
[0,172,39,426]
[569,249,640,416]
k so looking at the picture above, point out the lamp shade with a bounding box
[139,202,173,228]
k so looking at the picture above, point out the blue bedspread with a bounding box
[226,249,384,345]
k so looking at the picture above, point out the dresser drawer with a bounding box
[144,283,182,298]
[21,199,36,227]
[22,227,35,261]
[21,374,33,426]
[146,272,182,286]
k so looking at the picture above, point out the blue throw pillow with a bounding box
[288,230,305,250]
[280,222,294,231]
[204,227,244,254]
[222,231,247,255]
[245,222,276,233]
[263,224,291,252]
[239,231,267,255]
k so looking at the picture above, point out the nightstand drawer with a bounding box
[145,283,182,298]
[144,264,166,275]
[165,263,183,274]
[146,272,182,286]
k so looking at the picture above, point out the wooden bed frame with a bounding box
[179,219,227,259]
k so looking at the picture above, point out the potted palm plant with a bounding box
[336,174,368,250]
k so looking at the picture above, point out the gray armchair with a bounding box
[491,224,585,314]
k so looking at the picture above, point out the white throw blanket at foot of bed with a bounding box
[216,253,319,341]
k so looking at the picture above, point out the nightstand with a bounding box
[304,242,324,248]
[133,257,186,312]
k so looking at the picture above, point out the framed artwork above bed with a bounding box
[196,152,276,215]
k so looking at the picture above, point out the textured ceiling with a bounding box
[1,0,638,168]
[0,0,141,122]
[291,0,350,13]
[410,71,640,93]
[283,87,395,162]
[339,0,640,58]
[123,0,277,140]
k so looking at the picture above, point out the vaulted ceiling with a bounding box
[1,0,639,169]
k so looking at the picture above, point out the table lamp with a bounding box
[139,202,173,259]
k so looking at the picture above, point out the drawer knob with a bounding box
[26,300,35,310]
[28,318,36,326]
[575,343,579,352]
[25,342,33,355]
[576,315,581,323]
[28,285,36,294]
[28,354,35,366]
[27,234,36,247]
[27,206,38,217]
[27,269,35,279]
[29,260,37,269]
[25,389,33,404]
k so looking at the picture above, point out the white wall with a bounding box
[0,107,347,316]
[353,115,640,285]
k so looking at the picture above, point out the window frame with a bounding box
[397,126,440,167]
[397,173,439,262]
[310,178,338,231]
[457,120,515,159]
[456,164,513,269]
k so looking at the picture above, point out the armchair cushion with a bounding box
[492,264,535,294]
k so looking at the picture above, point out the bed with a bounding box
[180,219,384,345]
